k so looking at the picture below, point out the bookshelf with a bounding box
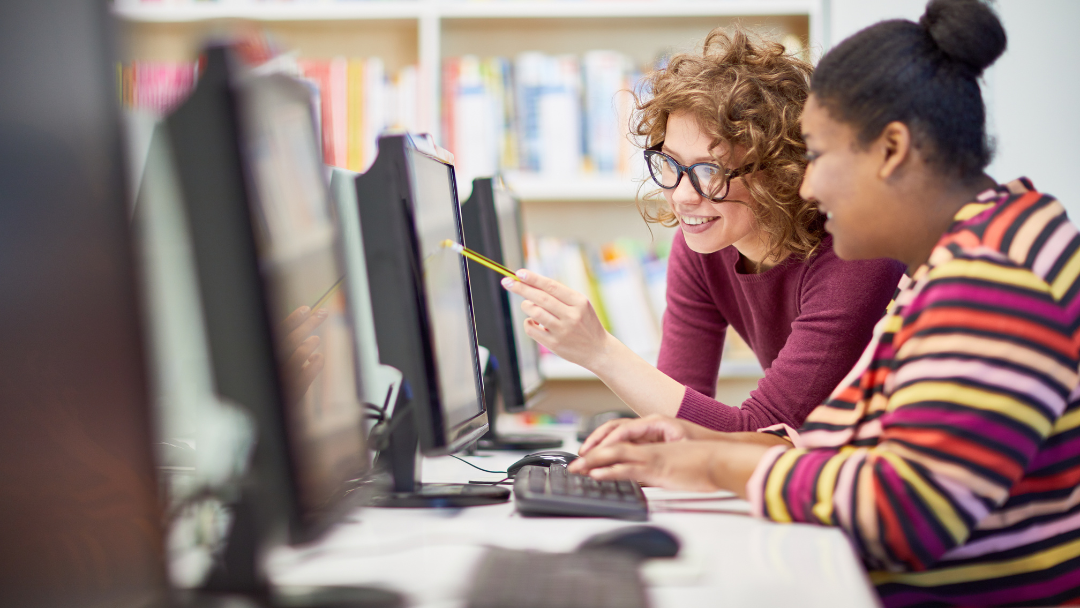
[116,0,806,409]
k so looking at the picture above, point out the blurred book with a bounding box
[119,60,201,115]
[121,55,418,174]
[525,235,668,367]
[445,50,654,194]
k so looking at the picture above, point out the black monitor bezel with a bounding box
[461,177,542,413]
[167,47,368,555]
[355,135,489,456]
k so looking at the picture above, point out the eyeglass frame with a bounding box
[643,142,752,202]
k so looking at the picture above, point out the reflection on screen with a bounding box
[407,149,484,432]
[240,75,367,519]
[494,188,542,397]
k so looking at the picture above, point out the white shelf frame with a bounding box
[114,0,825,202]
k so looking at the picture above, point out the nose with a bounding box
[670,172,703,208]
[799,164,815,202]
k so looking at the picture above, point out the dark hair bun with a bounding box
[919,0,1007,75]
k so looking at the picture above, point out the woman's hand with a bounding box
[568,439,778,497]
[280,306,328,404]
[579,414,721,455]
[501,269,612,370]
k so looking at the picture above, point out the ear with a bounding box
[875,121,912,180]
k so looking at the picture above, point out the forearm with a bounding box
[587,334,686,418]
[705,440,778,499]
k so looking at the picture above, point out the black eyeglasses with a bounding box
[643,143,751,202]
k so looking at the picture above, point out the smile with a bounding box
[679,214,719,226]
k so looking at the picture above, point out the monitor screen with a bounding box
[406,148,486,433]
[493,186,543,398]
[238,73,368,524]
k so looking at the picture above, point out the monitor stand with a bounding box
[475,363,563,452]
[364,385,509,508]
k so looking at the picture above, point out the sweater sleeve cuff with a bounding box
[675,386,736,431]
[747,445,791,519]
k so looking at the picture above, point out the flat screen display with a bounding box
[407,148,485,433]
[239,74,367,521]
[493,188,543,398]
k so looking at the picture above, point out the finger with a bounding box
[522,318,550,343]
[579,419,633,455]
[286,335,320,372]
[282,306,312,333]
[595,419,683,450]
[587,463,648,482]
[503,277,573,318]
[568,444,641,474]
[520,299,561,330]
[515,269,589,308]
[283,308,328,352]
[295,352,325,395]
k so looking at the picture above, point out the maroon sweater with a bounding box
[659,230,905,431]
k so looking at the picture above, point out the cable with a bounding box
[468,478,512,485]
[448,453,507,475]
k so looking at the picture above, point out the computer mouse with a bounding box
[505,450,579,478]
[576,525,681,559]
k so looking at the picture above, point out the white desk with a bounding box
[268,426,881,608]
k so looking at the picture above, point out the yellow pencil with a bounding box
[311,276,345,312]
[440,239,520,281]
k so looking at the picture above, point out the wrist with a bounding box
[581,331,623,374]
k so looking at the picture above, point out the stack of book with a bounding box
[119,60,201,116]
[443,50,651,190]
[119,56,419,174]
[295,57,419,173]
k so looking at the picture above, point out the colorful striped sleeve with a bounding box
[748,252,1077,573]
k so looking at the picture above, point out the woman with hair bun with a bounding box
[571,1,1080,604]
[503,27,905,435]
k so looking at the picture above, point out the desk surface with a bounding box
[268,425,880,608]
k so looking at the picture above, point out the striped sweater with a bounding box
[747,179,1080,606]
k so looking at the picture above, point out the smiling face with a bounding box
[661,111,766,259]
[798,95,903,261]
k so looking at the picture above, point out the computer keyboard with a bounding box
[465,547,649,608]
[513,464,648,520]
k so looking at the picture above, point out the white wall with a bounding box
[828,0,1080,216]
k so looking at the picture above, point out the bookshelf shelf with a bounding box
[438,1,822,20]
[114,1,823,23]
[112,3,427,23]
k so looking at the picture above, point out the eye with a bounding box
[804,151,821,164]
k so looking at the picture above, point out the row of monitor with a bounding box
[139,44,557,602]
[2,3,569,602]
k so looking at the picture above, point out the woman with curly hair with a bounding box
[503,27,905,434]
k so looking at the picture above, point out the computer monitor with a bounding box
[351,134,509,507]
[328,167,403,416]
[461,177,562,451]
[164,45,400,605]
[0,2,170,606]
